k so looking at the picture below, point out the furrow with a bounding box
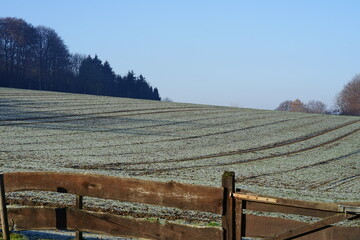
[0,106,206,123]
[81,119,359,170]
[135,126,360,175]
[0,112,284,151]
[236,149,360,182]
[0,108,209,127]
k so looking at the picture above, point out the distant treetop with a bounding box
[276,99,327,114]
[336,74,360,116]
[0,17,161,101]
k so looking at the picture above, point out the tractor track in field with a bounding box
[145,115,316,143]
[31,116,309,157]
[77,119,360,171]
[0,107,215,127]
[0,95,142,102]
[0,102,166,116]
[321,174,360,190]
[0,108,240,141]
[307,174,360,191]
[0,106,206,124]
[131,123,360,175]
[0,110,259,147]
[61,116,317,166]
[0,101,147,110]
[236,149,360,182]
[0,112,291,152]
[0,108,261,142]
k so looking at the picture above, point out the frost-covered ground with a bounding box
[1,87,359,238]
[1,87,359,203]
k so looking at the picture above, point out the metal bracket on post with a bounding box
[0,174,10,240]
[338,204,360,214]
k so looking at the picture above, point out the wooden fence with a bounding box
[0,171,359,240]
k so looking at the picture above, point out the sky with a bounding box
[1,0,360,110]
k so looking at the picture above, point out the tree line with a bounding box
[276,75,360,116]
[0,17,160,100]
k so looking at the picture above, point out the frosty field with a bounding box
[1,87,359,205]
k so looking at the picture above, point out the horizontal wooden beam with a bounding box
[3,203,359,240]
[5,206,223,240]
[242,214,360,240]
[265,213,357,240]
[4,172,223,214]
[234,192,341,212]
[244,201,338,218]
[233,193,278,203]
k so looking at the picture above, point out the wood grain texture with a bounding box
[235,199,243,239]
[222,171,235,240]
[6,207,223,240]
[244,201,339,218]
[243,214,360,240]
[0,174,10,240]
[265,213,357,240]
[75,195,83,240]
[235,191,341,212]
[4,172,223,214]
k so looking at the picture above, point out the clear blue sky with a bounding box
[2,0,359,110]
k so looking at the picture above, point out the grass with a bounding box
[0,233,60,240]
[207,221,221,227]
[0,233,27,240]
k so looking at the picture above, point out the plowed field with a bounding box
[1,87,359,205]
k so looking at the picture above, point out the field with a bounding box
[1,87,359,208]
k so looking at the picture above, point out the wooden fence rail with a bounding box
[0,171,359,240]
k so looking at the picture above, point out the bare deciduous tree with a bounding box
[290,99,307,112]
[336,75,360,116]
[69,53,86,77]
[276,99,327,114]
[36,26,71,91]
[276,100,293,111]
[305,100,327,114]
[0,17,37,87]
[162,97,173,102]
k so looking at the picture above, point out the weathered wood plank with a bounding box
[244,201,338,218]
[6,207,57,230]
[0,174,10,240]
[75,195,83,240]
[233,192,341,212]
[4,172,223,214]
[222,171,235,240]
[235,199,243,240]
[266,213,358,240]
[243,214,360,240]
[233,193,278,203]
[7,207,223,240]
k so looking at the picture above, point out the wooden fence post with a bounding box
[0,174,10,240]
[222,171,235,240]
[75,195,83,240]
[235,188,243,240]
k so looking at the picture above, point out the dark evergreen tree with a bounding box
[0,17,161,101]
[121,71,134,98]
[153,87,161,101]
[102,60,116,96]
[78,55,104,95]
